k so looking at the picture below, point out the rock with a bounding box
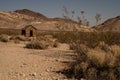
[19,73,25,77]
[30,72,37,76]
[46,69,50,72]
[55,59,59,62]
[20,63,27,67]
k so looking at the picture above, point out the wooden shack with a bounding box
[21,25,37,37]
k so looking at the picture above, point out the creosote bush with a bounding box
[53,32,120,48]
[26,35,59,49]
[26,40,49,49]
[53,31,120,80]
[68,41,120,80]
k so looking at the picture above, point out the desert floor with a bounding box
[0,41,75,80]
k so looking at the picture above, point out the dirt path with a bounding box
[0,42,75,80]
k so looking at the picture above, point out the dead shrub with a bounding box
[39,40,49,49]
[110,45,120,67]
[97,41,112,53]
[86,67,97,80]
[14,39,20,44]
[0,34,9,42]
[87,49,106,67]
[26,40,49,49]
[53,31,120,79]
[36,35,59,48]
[66,41,120,80]
[44,35,53,39]
[53,32,120,48]
[16,35,26,41]
[73,62,88,79]
[53,39,59,47]
[104,53,116,68]
[10,35,26,41]
[111,45,120,57]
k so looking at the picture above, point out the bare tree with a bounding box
[71,10,75,19]
[62,6,69,19]
[86,21,90,26]
[77,16,82,25]
[95,13,101,26]
[81,11,85,18]
[80,11,85,24]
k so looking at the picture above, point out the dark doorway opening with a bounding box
[30,30,33,37]
[22,30,26,36]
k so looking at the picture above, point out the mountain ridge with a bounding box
[95,16,120,32]
[0,9,95,32]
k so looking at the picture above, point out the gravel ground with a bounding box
[0,42,75,80]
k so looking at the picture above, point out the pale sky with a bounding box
[0,0,120,26]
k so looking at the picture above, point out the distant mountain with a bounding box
[95,16,120,32]
[14,9,48,21]
[0,9,95,32]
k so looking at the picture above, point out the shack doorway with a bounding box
[22,30,26,35]
[30,30,33,37]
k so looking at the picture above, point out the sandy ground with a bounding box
[0,42,75,80]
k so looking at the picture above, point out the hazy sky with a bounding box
[0,0,120,26]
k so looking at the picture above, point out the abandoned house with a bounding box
[21,25,37,37]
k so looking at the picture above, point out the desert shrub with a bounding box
[0,28,20,35]
[53,39,59,47]
[100,32,120,45]
[53,32,120,48]
[14,39,20,44]
[36,36,46,41]
[52,31,120,79]
[111,45,120,67]
[36,35,59,48]
[0,34,9,42]
[37,31,120,48]
[16,35,26,41]
[110,45,120,57]
[87,49,106,67]
[44,34,53,39]
[96,41,112,53]
[26,40,49,49]
[10,35,26,41]
[65,41,120,80]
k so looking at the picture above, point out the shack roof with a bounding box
[22,25,37,30]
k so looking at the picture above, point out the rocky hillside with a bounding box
[95,16,120,32]
[0,9,95,32]
[15,9,48,21]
